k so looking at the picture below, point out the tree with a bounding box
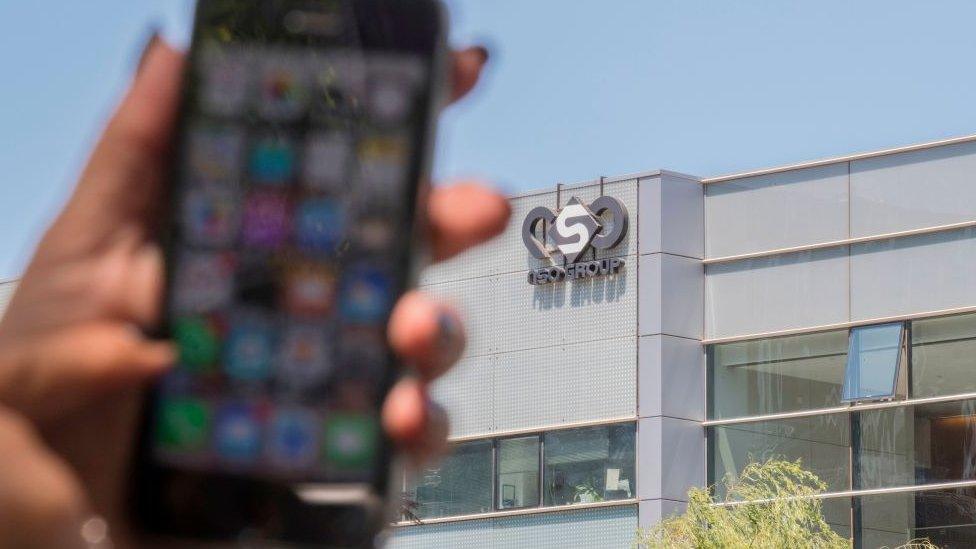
[635,459,937,549]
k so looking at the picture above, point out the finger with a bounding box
[0,323,175,424]
[388,291,465,381]
[382,378,448,463]
[450,46,489,103]
[428,182,511,261]
[0,407,89,549]
[49,39,185,250]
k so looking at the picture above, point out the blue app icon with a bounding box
[338,266,393,325]
[250,136,296,185]
[295,198,344,253]
[224,317,275,381]
[214,402,263,463]
[268,408,319,470]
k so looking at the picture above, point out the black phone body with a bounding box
[132,1,446,546]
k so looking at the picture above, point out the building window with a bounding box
[543,424,636,506]
[403,440,492,519]
[842,322,905,403]
[708,330,848,420]
[911,312,976,398]
[497,436,540,510]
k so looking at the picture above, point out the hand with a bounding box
[0,36,509,544]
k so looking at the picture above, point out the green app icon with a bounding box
[323,414,379,470]
[175,317,220,371]
[157,398,212,453]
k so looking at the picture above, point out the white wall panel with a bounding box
[705,164,849,258]
[705,248,849,339]
[851,141,976,237]
[851,227,976,321]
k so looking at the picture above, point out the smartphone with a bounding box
[132,1,446,545]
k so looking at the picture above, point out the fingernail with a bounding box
[136,28,161,74]
[435,311,465,368]
[472,45,490,64]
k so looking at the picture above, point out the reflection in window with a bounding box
[403,440,492,519]
[708,414,851,499]
[856,398,976,489]
[842,323,904,403]
[857,488,976,548]
[543,425,636,506]
[497,436,540,509]
[708,330,848,420]
[912,313,976,398]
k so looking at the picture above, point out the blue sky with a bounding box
[3,1,976,278]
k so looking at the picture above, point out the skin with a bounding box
[0,40,509,548]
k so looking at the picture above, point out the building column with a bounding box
[635,171,705,529]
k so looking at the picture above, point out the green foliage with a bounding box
[634,459,938,549]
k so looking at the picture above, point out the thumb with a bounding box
[0,323,175,424]
[48,39,185,252]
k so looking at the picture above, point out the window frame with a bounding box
[841,322,906,404]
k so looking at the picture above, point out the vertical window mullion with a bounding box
[538,434,545,508]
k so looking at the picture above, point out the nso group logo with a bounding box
[521,195,629,286]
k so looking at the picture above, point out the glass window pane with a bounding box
[708,330,848,420]
[543,424,637,506]
[857,489,976,548]
[856,398,976,489]
[912,313,976,398]
[821,496,852,541]
[404,440,492,519]
[708,414,851,499]
[497,436,539,510]
[842,323,903,402]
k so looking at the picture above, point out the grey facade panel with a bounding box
[705,247,849,339]
[420,180,638,287]
[704,164,849,259]
[850,141,976,238]
[388,505,639,549]
[851,227,976,321]
[431,337,637,438]
[425,262,635,359]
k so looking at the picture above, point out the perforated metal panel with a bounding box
[420,180,638,287]
[388,505,639,549]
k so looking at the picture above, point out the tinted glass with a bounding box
[497,436,540,509]
[913,313,976,398]
[842,323,903,402]
[404,441,493,519]
[708,415,850,499]
[708,330,848,420]
[543,425,636,506]
[856,398,976,489]
[857,489,976,548]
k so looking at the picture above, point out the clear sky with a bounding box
[3,1,976,279]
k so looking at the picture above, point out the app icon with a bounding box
[323,413,379,471]
[181,187,241,248]
[302,132,353,193]
[338,266,393,325]
[156,397,212,453]
[242,191,291,249]
[214,402,264,464]
[295,198,345,254]
[174,316,223,372]
[250,135,297,186]
[257,55,308,121]
[276,323,333,393]
[171,251,236,315]
[365,56,424,125]
[268,408,320,470]
[282,262,336,317]
[200,47,250,116]
[310,53,366,123]
[351,214,395,253]
[186,126,245,184]
[356,136,408,199]
[224,315,276,382]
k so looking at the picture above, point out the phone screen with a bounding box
[137,1,443,538]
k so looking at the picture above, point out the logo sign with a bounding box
[522,196,629,285]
